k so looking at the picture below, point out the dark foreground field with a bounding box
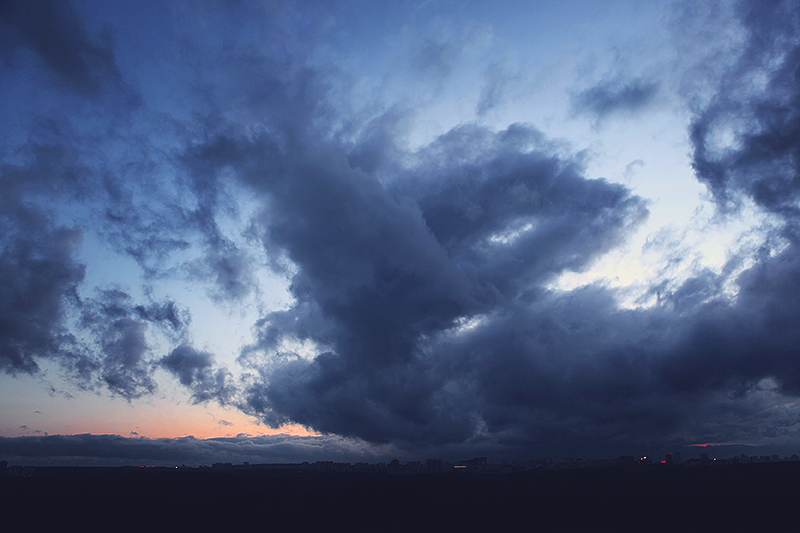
[2,462,798,531]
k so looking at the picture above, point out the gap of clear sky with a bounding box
[1,0,799,465]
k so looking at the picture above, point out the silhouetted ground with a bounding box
[2,462,798,531]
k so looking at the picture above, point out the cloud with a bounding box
[0,0,299,397]
[476,61,515,116]
[1,0,799,462]
[0,0,123,97]
[689,0,800,216]
[571,78,660,120]
[213,105,797,459]
[135,301,183,332]
[204,122,650,450]
[158,0,798,456]
[75,289,194,399]
[0,205,86,375]
[409,20,491,81]
[684,0,800,393]
[0,433,396,466]
[160,345,234,404]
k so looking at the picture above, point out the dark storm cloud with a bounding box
[0,3,206,391]
[0,1,289,396]
[690,0,800,215]
[191,121,649,449]
[0,0,276,394]
[0,0,122,97]
[344,108,410,175]
[160,345,234,404]
[77,290,193,399]
[402,124,647,295]
[0,120,106,384]
[208,3,798,454]
[684,0,800,393]
[0,206,86,375]
[571,78,660,120]
[135,301,183,332]
[98,317,156,398]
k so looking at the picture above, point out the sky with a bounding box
[1,0,799,466]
